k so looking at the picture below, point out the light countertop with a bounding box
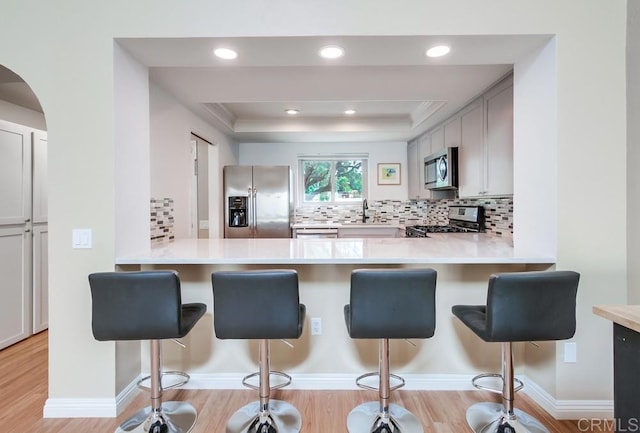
[116,235,554,265]
[593,305,640,334]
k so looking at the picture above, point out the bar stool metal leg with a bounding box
[346,339,423,433]
[466,343,549,433]
[226,340,302,433]
[117,340,198,433]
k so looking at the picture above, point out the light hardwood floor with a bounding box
[0,331,600,433]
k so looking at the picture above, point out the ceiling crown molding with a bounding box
[201,103,237,132]
[410,100,447,129]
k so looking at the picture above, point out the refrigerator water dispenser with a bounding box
[228,196,248,227]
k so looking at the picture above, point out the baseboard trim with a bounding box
[43,375,141,419]
[43,373,614,420]
[520,375,614,420]
[43,397,118,418]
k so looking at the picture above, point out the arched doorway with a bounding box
[0,64,48,349]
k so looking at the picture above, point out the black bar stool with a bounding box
[89,270,206,433]
[344,268,437,433]
[211,269,306,433]
[452,270,579,433]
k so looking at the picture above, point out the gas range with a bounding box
[405,205,485,238]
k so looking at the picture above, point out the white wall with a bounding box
[114,43,150,257]
[150,83,238,239]
[513,38,557,259]
[239,141,408,203]
[0,0,628,415]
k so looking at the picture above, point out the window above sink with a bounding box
[299,155,368,206]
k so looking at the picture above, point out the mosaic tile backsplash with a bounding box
[294,196,513,238]
[150,198,175,243]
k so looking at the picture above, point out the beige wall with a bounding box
[0,0,628,412]
[149,82,238,239]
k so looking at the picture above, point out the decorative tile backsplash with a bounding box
[425,197,513,238]
[150,198,175,243]
[294,200,429,226]
[294,196,513,238]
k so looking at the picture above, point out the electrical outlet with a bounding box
[311,317,322,335]
[564,342,577,363]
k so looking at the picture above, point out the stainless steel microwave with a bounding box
[424,147,458,190]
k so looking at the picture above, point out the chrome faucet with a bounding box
[362,198,369,223]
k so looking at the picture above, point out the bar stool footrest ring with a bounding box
[471,373,524,395]
[355,371,405,392]
[242,370,292,391]
[136,370,190,392]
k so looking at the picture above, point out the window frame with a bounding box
[298,156,368,206]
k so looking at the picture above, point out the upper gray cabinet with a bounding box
[430,126,444,154]
[458,99,485,197]
[483,78,513,197]
[406,74,513,200]
[458,75,514,198]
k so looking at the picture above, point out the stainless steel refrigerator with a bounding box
[223,165,292,238]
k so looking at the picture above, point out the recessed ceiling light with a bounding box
[344,109,356,115]
[214,48,238,60]
[285,109,300,115]
[319,45,344,59]
[426,45,451,58]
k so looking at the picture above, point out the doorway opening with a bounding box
[190,133,212,238]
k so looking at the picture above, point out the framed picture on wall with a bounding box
[377,163,401,185]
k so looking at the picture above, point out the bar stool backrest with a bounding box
[89,271,184,341]
[347,268,437,339]
[212,269,303,340]
[485,270,580,342]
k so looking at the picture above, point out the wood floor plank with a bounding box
[0,332,610,433]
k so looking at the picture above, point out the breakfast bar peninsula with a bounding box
[115,235,554,394]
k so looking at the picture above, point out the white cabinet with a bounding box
[430,126,444,154]
[0,120,48,344]
[31,131,49,333]
[458,76,513,197]
[410,75,513,200]
[458,99,485,197]
[33,225,48,333]
[338,226,400,238]
[484,80,514,196]
[408,113,462,200]
[0,120,32,225]
[0,227,31,350]
[32,131,48,224]
[444,117,461,149]
[293,227,338,238]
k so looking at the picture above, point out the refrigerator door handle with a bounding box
[247,187,254,236]
[252,188,258,236]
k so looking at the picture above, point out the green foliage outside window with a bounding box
[302,159,365,203]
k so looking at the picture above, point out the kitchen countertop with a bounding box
[593,305,640,334]
[116,235,554,265]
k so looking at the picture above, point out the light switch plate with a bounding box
[72,229,92,249]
